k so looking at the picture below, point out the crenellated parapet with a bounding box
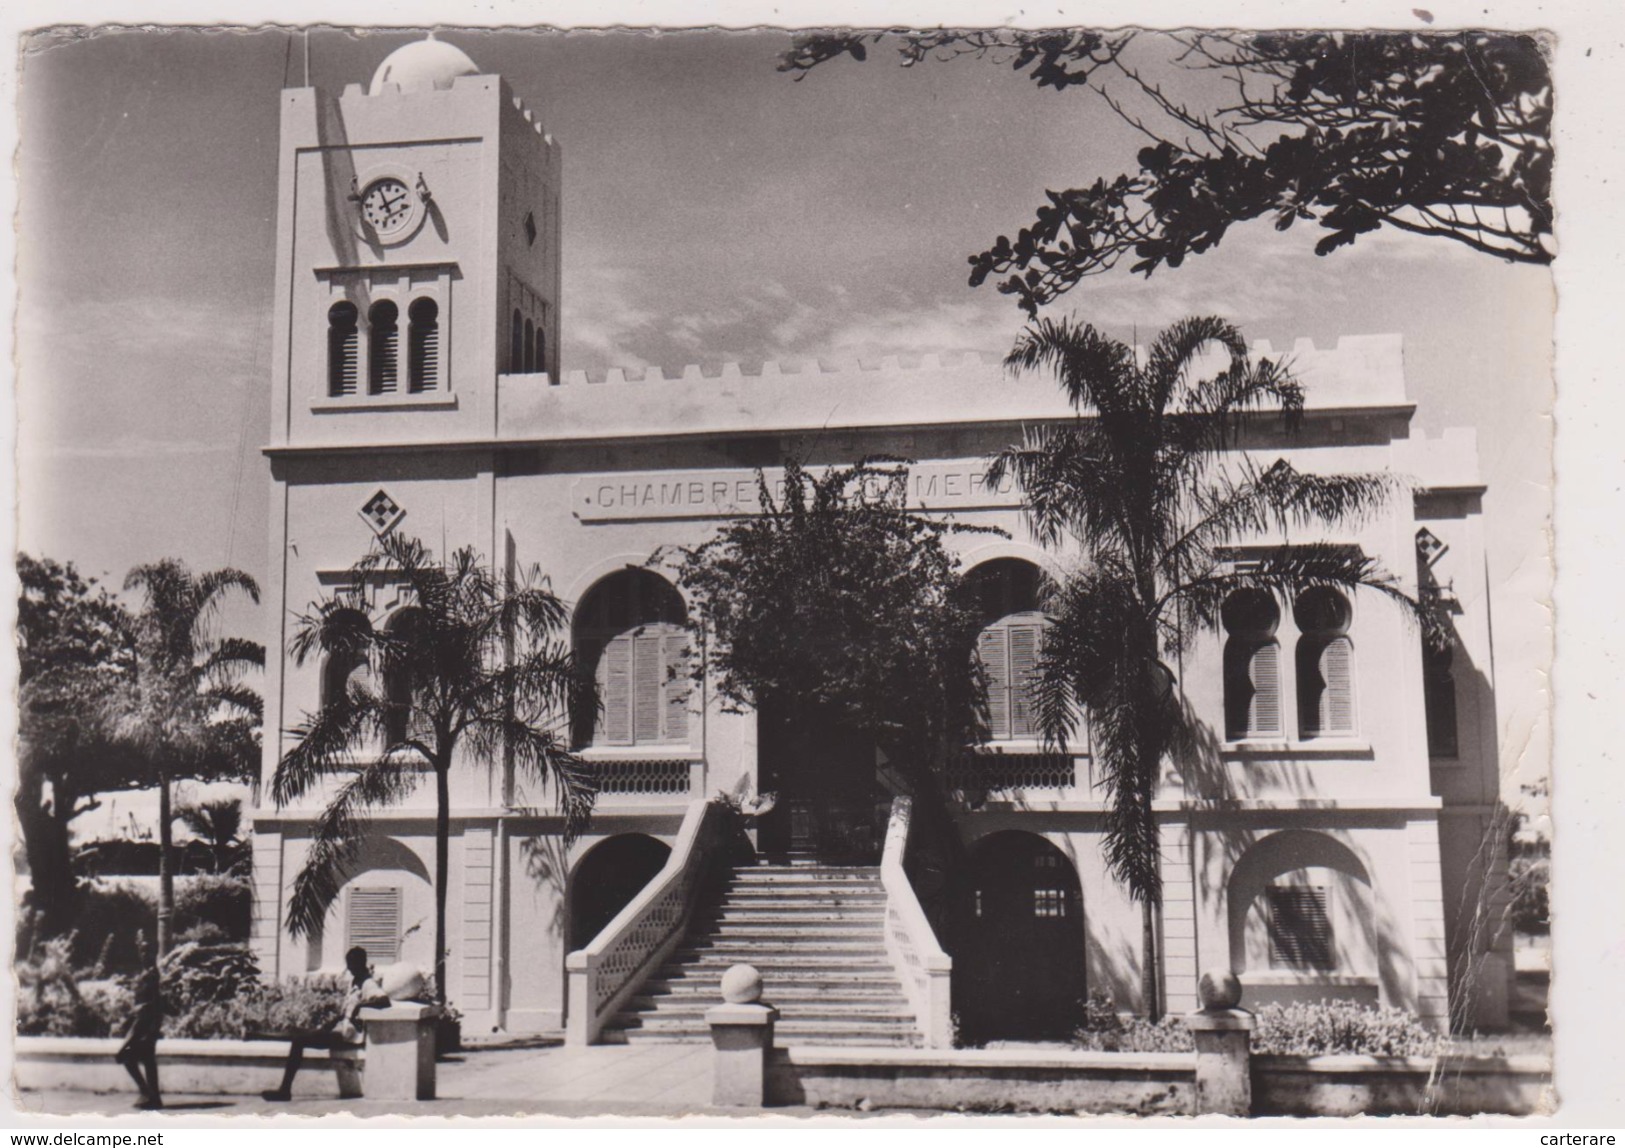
[495,334,1411,443]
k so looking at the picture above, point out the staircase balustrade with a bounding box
[565,797,729,1044]
[880,796,954,1048]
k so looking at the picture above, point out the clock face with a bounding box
[360,178,414,235]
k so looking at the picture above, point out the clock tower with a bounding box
[255,41,564,1012]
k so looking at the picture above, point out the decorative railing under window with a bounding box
[881,796,953,1048]
[945,753,1079,794]
[593,758,696,797]
[564,798,730,1045]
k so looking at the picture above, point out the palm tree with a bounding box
[272,534,596,1001]
[116,561,264,956]
[177,798,246,874]
[988,315,1435,1020]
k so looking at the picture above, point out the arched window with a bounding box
[574,570,690,748]
[510,309,525,373]
[383,607,425,747]
[1295,588,1355,738]
[523,317,536,373]
[1423,641,1458,757]
[1222,590,1282,740]
[327,301,359,397]
[318,607,372,710]
[535,326,548,380]
[407,297,440,393]
[969,559,1047,741]
[368,299,399,395]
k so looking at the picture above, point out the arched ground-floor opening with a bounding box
[568,833,672,951]
[951,830,1086,1043]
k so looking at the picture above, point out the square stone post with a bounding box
[707,1001,779,1106]
[363,1003,437,1101]
[1185,1009,1254,1116]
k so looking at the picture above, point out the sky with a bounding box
[14,25,1553,805]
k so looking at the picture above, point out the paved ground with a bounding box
[13,1041,768,1119]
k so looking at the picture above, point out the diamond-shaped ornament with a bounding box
[360,489,406,536]
[523,210,537,247]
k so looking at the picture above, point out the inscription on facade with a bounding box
[573,462,1025,522]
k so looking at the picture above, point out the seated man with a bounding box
[261,945,389,1102]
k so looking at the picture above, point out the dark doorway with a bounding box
[569,834,671,950]
[756,703,885,863]
[952,831,1086,1042]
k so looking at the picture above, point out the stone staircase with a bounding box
[607,863,922,1047]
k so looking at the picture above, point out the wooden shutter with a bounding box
[1318,637,1354,735]
[346,886,401,964]
[1268,886,1333,970]
[632,631,663,743]
[371,323,399,394]
[663,632,689,743]
[1008,623,1042,738]
[977,626,1010,740]
[1249,641,1281,736]
[598,635,633,744]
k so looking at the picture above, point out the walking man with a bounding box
[114,935,163,1110]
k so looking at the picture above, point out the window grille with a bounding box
[327,301,359,397]
[947,754,1075,792]
[407,297,440,393]
[346,886,402,964]
[1267,885,1334,970]
[595,758,692,795]
[368,300,399,395]
[1033,887,1068,918]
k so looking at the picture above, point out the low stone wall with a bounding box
[14,1037,363,1099]
[1253,1054,1554,1117]
[767,1046,1197,1114]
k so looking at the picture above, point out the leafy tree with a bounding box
[16,555,141,937]
[272,535,595,1001]
[672,458,989,783]
[986,315,1439,1018]
[780,30,1552,314]
[113,560,264,955]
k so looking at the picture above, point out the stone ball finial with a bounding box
[720,963,763,1004]
[1198,969,1244,1011]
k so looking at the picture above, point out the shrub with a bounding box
[160,942,260,1014]
[1250,1000,1441,1057]
[165,976,348,1041]
[175,874,253,942]
[1509,854,1549,935]
[68,882,157,973]
[1071,989,1194,1052]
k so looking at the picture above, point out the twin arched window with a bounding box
[1222,587,1356,741]
[327,296,440,397]
[509,307,549,377]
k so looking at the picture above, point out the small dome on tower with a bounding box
[368,35,481,95]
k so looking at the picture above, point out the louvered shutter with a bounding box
[663,631,689,743]
[1008,624,1042,738]
[1318,637,1354,735]
[598,635,633,744]
[633,631,663,743]
[1249,641,1281,736]
[1268,886,1333,970]
[346,886,401,964]
[372,325,399,394]
[330,327,359,396]
[978,626,1010,740]
[409,316,439,392]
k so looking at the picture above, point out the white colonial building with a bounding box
[251,38,1513,1045]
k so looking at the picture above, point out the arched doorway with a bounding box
[952,831,1085,1043]
[568,834,672,950]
